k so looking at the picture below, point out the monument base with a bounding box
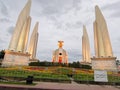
[2,50,30,67]
[29,58,39,63]
[91,57,117,71]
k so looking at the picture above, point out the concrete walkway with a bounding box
[0,82,120,90]
[36,82,120,90]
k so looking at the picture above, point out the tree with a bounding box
[116,60,120,66]
[0,50,5,59]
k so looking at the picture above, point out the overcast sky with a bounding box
[0,0,120,62]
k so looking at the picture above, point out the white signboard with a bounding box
[94,70,108,82]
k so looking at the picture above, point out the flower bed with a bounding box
[0,68,71,83]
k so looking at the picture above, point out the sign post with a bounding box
[94,70,108,82]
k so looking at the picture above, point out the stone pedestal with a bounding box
[2,50,30,67]
[91,57,117,71]
[29,59,39,63]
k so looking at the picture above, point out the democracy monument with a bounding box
[1,0,117,71]
[2,0,39,67]
[91,6,117,71]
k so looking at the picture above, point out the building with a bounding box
[52,41,68,64]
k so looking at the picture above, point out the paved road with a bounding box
[36,82,120,90]
[0,82,120,90]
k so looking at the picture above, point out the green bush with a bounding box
[73,74,94,81]
[0,68,70,83]
[29,61,92,69]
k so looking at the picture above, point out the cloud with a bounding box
[0,18,11,23]
[33,0,82,19]
[0,38,5,43]
[101,1,120,18]
[0,38,8,50]
[102,1,120,10]
[65,21,83,29]
[7,26,14,35]
[111,12,120,18]
[0,0,9,17]
[67,49,82,62]
[35,0,73,15]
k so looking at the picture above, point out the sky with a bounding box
[0,0,120,62]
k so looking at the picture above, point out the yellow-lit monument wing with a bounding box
[2,0,33,67]
[95,6,113,57]
[91,5,117,71]
[82,25,91,63]
[28,22,39,60]
[16,16,31,52]
[8,0,31,51]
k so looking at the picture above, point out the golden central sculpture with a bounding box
[52,41,68,64]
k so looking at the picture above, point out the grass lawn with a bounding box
[0,66,120,84]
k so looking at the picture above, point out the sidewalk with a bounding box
[35,82,120,90]
[0,82,120,90]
